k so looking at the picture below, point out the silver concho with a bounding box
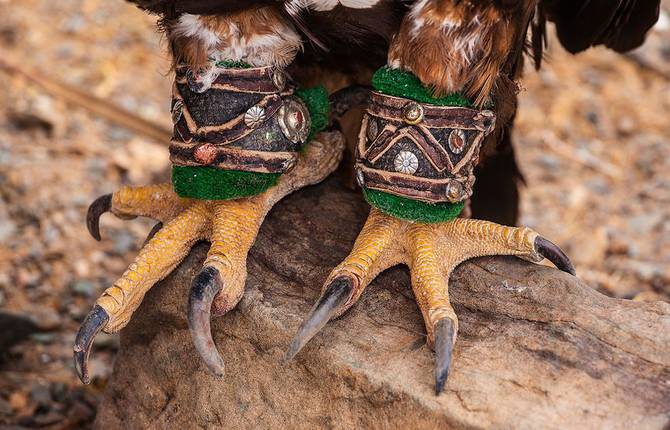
[171,100,184,124]
[278,97,311,144]
[394,151,419,175]
[448,129,467,154]
[244,105,266,129]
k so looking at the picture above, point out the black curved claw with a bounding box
[434,318,456,395]
[188,266,225,377]
[534,236,576,276]
[143,222,163,246]
[73,305,109,384]
[284,277,354,362]
[86,193,112,241]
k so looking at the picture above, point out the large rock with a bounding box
[95,177,670,430]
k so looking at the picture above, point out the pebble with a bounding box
[30,385,52,408]
[71,280,96,297]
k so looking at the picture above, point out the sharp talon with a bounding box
[73,304,109,384]
[434,318,455,395]
[188,266,225,377]
[534,236,576,276]
[86,193,112,241]
[284,277,354,362]
[143,222,163,246]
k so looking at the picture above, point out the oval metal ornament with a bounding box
[278,97,311,144]
[448,129,467,154]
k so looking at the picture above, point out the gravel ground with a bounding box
[0,1,668,428]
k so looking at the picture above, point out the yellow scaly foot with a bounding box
[285,208,575,394]
[74,133,344,384]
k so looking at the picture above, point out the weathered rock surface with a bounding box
[94,178,670,430]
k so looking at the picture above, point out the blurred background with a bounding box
[0,0,668,428]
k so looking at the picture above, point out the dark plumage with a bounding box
[125,0,660,223]
[127,0,660,57]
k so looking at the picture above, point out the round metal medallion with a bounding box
[446,180,463,201]
[244,105,266,128]
[402,102,424,125]
[278,97,311,144]
[448,129,467,154]
[366,119,379,142]
[171,100,184,124]
[394,151,419,175]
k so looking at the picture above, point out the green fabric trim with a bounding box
[363,188,464,223]
[172,65,328,200]
[372,67,473,107]
[214,59,252,69]
[294,86,329,143]
[172,166,279,200]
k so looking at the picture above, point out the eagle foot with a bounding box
[285,208,574,394]
[74,133,344,384]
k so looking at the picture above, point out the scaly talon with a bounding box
[434,318,456,395]
[188,266,225,377]
[73,305,109,384]
[284,277,354,361]
[288,209,575,394]
[534,236,576,275]
[86,193,112,241]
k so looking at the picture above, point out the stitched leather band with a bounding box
[356,91,496,204]
[169,65,311,174]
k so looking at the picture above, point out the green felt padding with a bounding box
[363,188,464,224]
[172,166,279,200]
[214,59,252,69]
[294,85,329,143]
[372,67,473,107]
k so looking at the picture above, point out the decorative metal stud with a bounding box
[193,144,217,165]
[448,129,467,154]
[356,168,365,188]
[278,97,311,144]
[402,102,424,125]
[394,151,419,175]
[446,180,463,201]
[366,119,379,142]
[272,70,287,91]
[476,110,496,134]
[244,105,266,128]
[281,158,297,172]
[171,100,184,124]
